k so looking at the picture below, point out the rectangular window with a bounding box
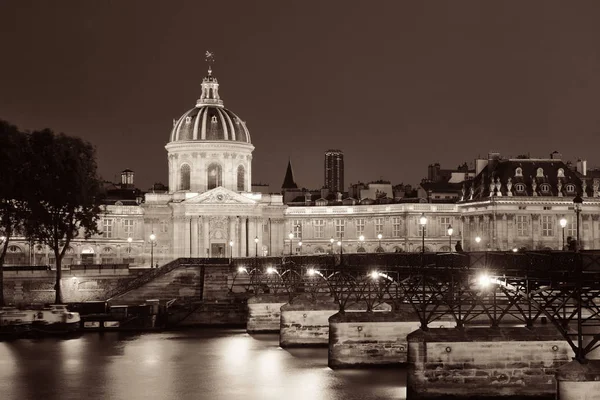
[292,220,302,238]
[314,219,324,239]
[567,217,577,238]
[103,219,113,238]
[355,218,365,236]
[123,219,134,238]
[335,219,345,238]
[263,222,269,234]
[375,218,384,235]
[516,215,529,237]
[160,220,169,233]
[541,215,553,237]
[440,217,451,236]
[392,217,401,238]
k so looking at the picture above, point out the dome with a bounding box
[169,69,251,144]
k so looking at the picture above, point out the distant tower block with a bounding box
[121,169,134,188]
[325,150,344,193]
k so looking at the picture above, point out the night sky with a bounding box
[2,1,600,191]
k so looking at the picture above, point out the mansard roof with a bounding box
[462,159,599,201]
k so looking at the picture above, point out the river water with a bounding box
[0,329,407,400]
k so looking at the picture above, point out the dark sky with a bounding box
[2,1,600,191]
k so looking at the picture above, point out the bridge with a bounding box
[230,251,600,362]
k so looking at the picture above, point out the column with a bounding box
[191,216,198,257]
[203,218,210,258]
[241,217,247,257]
[229,217,236,257]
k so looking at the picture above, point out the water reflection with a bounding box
[0,329,406,400]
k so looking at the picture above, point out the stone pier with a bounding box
[246,294,288,333]
[279,294,339,348]
[328,306,452,369]
[556,360,600,400]
[407,327,572,399]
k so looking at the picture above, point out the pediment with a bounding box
[183,187,256,205]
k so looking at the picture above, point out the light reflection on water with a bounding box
[0,330,406,400]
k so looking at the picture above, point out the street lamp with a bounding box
[559,217,567,250]
[149,233,156,268]
[127,237,132,254]
[377,233,383,252]
[298,241,302,255]
[229,240,234,262]
[254,236,259,257]
[330,237,334,254]
[447,225,453,252]
[419,213,427,254]
[573,194,583,252]
[288,232,294,255]
[475,235,481,250]
[359,235,364,252]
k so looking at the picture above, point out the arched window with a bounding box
[207,163,222,190]
[357,247,366,253]
[515,183,526,192]
[179,164,191,191]
[515,167,523,177]
[237,165,245,191]
[536,168,544,177]
[557,168,565,178]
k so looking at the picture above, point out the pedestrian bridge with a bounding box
[230,251,600,360]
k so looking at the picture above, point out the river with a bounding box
[0,329,407,400]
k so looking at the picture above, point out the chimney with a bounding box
[550,151,562,160]
[320,187,330,199]
[576,159,587,176]
[475,158,488,176]
[487,151,501,171]
[337,192,343,202]
[304,191,311,205]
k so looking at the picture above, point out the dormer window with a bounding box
[185,116,192,123]
[536,168,544,177]
[565,183,575,193]
[515,167,523,177]
[515,183,526,192]
[557,168,565,178]
[540,183,551,193]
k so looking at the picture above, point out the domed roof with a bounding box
[169,69,251,144]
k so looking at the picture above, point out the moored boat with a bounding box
[31,305,81,334]
[0,307,33,338]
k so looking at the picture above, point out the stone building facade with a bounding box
[4,71,600,267]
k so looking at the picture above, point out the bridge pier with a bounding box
[328,305,452,369]
[556,360,600,400]
[407,327,572,399]
[246,294,288,333]
[279,294,339,348]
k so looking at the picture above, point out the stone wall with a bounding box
[3,271,135,306]
[280,294,339,347]
[174,300,247,326]
[247,294,289,333]
[407,327,572,399]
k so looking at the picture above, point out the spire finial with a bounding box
[205,50,215,76]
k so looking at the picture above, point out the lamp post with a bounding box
[574,194,583,252]
[254,236,259,257]
[330,237,334,254]
[559,217,567,250]
[475,235,481,250]
[359,235,364,252]
[149,233,156,268]
[419,213,427,253]
[377,233,382,252]
[229,240,234,262]
[447,225,453,252]
[288,232,294,255]
[298,241,302,255]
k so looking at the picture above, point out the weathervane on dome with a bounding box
[205,50,215,76]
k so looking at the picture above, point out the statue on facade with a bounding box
[582,179,588,197]
[532,179,537,196]
[557,179,563,197]
[495,177,502,197]
[506,177,513,196]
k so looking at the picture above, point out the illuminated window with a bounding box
[374,218,384,235]
[516,215,529,236]
[541,215,554,237]
[180,164,191,190]
[440,217,451,236]
[237,165,245,191]
[355,218,365,236]
[207,163,222,190]
[123,219,134,238]
[103,219,113,238]
[392,217,401,238]
[335,219,345,238]
[314,219,324,238]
